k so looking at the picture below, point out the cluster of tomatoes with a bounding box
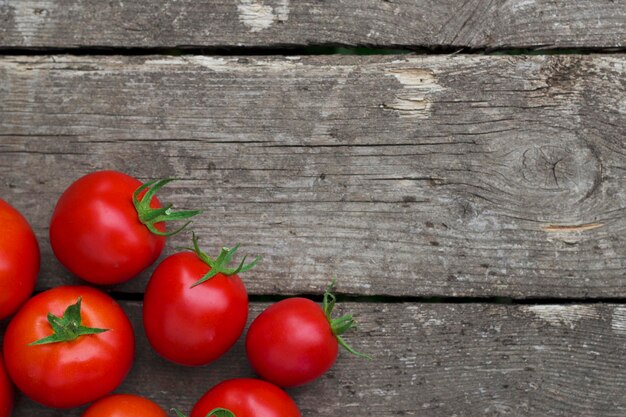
[0,170,368,417]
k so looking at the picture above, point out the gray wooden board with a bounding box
[1,55,625,298]
[2,302,626,416]
[0,0,625,49]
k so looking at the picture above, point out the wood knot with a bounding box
[521,144,600,197]
[541,56,584,91]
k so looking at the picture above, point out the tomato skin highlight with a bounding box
[82,394,168,417]
[3,286,135,409]
[0,354,13,417]
[49,170,165,285]
[0,199,40,320]
[143,252,248,366]
[190,379,301,417]
[246,298,339,387]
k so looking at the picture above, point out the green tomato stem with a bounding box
[172,408,236,417]
[132,178,202,237]
[323,279,372,360]
[187,232,261,288]
[29,297,109,346]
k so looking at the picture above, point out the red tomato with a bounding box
[0,354,13,417]
[246,298,337,387]
[3,286,134,408]
[50,170,199,285]
[82,394,168,417]
[0,199,39,320]
[143,236,258,366]
[188,379,301,417]
[246,282,369,387]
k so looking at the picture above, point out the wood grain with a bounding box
[1,55,625,298]
[0,0,624,49]
[4,301,626,416]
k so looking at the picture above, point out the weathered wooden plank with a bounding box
[4,302,626,416]
[0,0,624,49]
[1,55,625,298]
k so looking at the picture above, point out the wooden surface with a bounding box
[0,0,625,49]
[1,55,625,298]
[3,302,626,416]
[2,3,626,415]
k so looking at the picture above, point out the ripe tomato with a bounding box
[3,286,134,408]
[175,379,301,417]
[144,235,259,366]
[0,354,13,417]
[82,394,168,417]
[49,170,200,285]
[0,198,39,320]
[246,281,369,387]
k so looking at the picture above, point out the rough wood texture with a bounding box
[1,55,625,298]
[3,302,626,416]
[0,0,625,49]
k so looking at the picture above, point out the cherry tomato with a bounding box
[3,286,134,408]
[49,170,199,285]
[82,394,168,417]
[0,198,39,320]
[144,235,259,366]
[246,281,369,387]
[0,354,13,417]
[183,379,301,417]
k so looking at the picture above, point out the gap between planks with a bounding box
[66,291,626,306]
[0,46,625,57]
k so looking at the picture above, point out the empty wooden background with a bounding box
[1,1,625,416]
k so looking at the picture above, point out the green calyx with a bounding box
[187,233,261,288]
[323,279,372,360]
[133,178,202,237]
[173,408,235,417]
[29,297,109,346]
